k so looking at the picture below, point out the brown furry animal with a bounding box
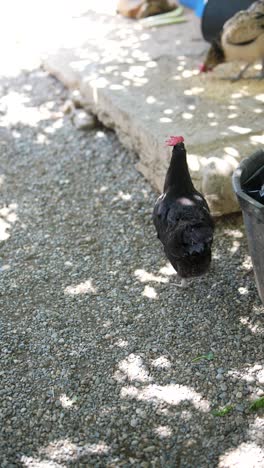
[201,0,264,80]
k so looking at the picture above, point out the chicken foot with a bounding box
[231,63,251,81]
[220,63,250,81]
[171,276,190,289]
[251,58,264,79]
[221,59,264,82]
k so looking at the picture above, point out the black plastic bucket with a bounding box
[201,0,255,42]
[232,150,264,305]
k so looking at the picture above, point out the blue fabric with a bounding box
[179,0,206,17]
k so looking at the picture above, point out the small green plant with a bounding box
[212,405,233,417]
[192,351,214,363]
[249,396,264,411]
[140,6,187,28]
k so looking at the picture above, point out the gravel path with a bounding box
[0,70,263,467]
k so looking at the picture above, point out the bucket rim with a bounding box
[232,149,264,212]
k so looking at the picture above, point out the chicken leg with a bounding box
[220,63,252,81]
[231,63,251,81]
[233,59,264,80]
[257,58,264,79]
[222,59,264,81]
[171,276,190,289]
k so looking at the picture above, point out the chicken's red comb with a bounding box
[165,136,184,147]
[199,63,207,73]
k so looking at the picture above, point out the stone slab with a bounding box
[43,2,264,215]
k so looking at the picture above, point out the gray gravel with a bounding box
[0,69,263,468]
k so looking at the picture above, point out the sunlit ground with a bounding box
[0,0,117,76]
[0,1,263,467]
[1,101,263,465]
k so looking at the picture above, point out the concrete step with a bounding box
[43,4,264,215]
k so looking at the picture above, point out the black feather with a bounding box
[153,141,214,279]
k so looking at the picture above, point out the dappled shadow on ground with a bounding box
[69,5,264,137]
[42,1,264,219]
[0,69,263,467]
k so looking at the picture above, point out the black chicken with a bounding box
[153,136,214,287]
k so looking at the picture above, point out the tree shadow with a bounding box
[0,69,263,467]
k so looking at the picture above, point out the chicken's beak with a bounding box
[199,64,214,73]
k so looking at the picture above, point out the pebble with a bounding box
[72,110,97,130]
[136,409,147,418]
[143,446,156,453]
[70,89,85,109]
[61,99,74,114]
[130,418,138,428]
[216,373,223,380]
[235,404,244,412]
[220,383,227,391]
[1,68,263,468]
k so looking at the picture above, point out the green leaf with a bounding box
[192,351,215,363]
[140,6,184,23]
[249,396,264,411]
[212,405,233,417]
[140,6,187,28]
[141,16,187,28]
